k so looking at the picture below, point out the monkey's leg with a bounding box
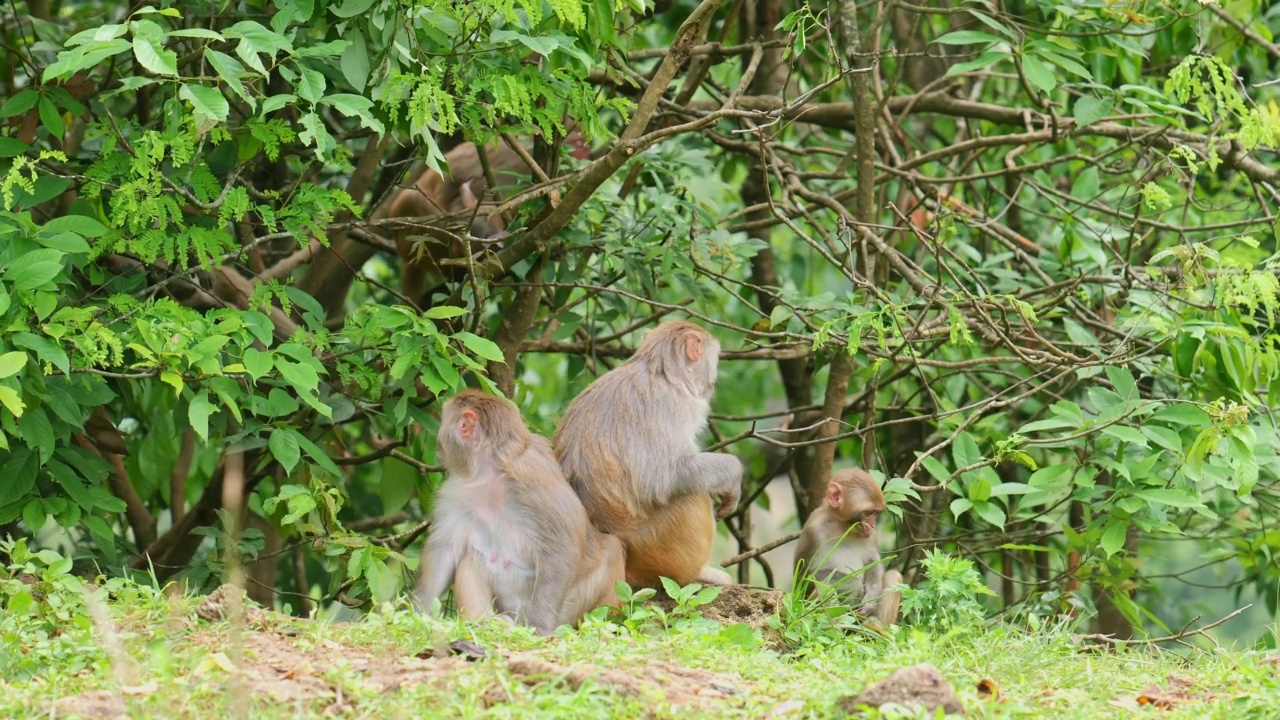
[559,534,626,626]
[621,494,714,588]
[453,553,496,621]
[696,566,733,585]
[875,570,903,625]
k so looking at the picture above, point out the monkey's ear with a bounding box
[824,481,843,509]
[684,333,705,363]
[458,408,478,438]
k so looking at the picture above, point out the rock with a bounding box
[836,662,964,716]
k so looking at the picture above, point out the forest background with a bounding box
[0,0,1278,654]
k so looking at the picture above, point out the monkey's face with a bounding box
[697,335,721,395]
[849,510,879,539]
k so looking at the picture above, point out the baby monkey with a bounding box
[414,390,624,635]
[793,468,903,625]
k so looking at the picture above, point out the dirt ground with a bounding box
[52,584,758,718]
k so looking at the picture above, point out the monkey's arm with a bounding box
[679,452,743,519]
[857,560,886,616]
[521,494,582,635]
[413,534,461,615]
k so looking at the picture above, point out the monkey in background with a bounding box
[414,390,624,635]
[794,468,903,625]
[389,128,590,307]
[553,320,744,589]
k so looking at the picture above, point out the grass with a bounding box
[3,544,1279,719]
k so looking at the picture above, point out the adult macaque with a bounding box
[390,129,589,306]
[553,321,744,589]
[793,468,903,625]
[414,390,624,635]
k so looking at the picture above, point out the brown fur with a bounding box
[794,468,902,625]
[415,390,624,634]
[389,128,590,307]
[553,321,744,589]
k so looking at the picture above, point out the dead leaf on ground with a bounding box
[449,639,489,661]
[1109,673,1216,711]
[120,682,157,696]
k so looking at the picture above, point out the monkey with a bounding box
[553,320,745,590]
[389,128,590,307]
[413,389,625,635]
[793,468,903,626]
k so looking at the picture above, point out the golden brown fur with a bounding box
[553,321,743,589]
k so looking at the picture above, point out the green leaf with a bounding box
[1100,520,1127,557]
[1142,425,1182,454]
[1018,417,1079,433]
[1028,464,1073,490]
[967,477,992,502]
[945,50,1008,78]
[47,459,95,511]
[0,138,30,157]
[0,449,37,505]
[718,623,756,649]
[295,64,326,103]
[330,0,377,18]
[319,94,384,133]
[972,500,1006,529]
[67,24,128,47]
[1035,49,1091,81]
[205,50,255,109]
[0,386,25,417]
[5,248,65,291]
[1101,425,1148,447]
[269,428,302,475]
[1133,488,1203,508]
[294,431,341,476]
[933,30,1002,46]
[491,29,561,56]
[13,332,69,374]
[43,214,109,238]
[424,305,467,320]
[188,392,213,442]
[1070,166,1100,201]
[0,90,39,119]
[42,40,132,83]
[965,10,1017,40]
[179,84,230,123]
[457,332,504,363]
[1104,365,1137,401]
[1151,403,1210,426]
[378,456,418,514]
[340,29,370,93]
[242,347,274,380]
[224,21,291,75]
[1021,55,1057,93]
[37,95,64,143]
[167,28,224,40]
[17,405,55,463]
[0,352,27,379]
[132,28,178,76]
[293,40,351,58]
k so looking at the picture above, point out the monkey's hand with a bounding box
[713,485,741,520]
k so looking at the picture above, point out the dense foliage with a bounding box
[1,0,1278,647]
